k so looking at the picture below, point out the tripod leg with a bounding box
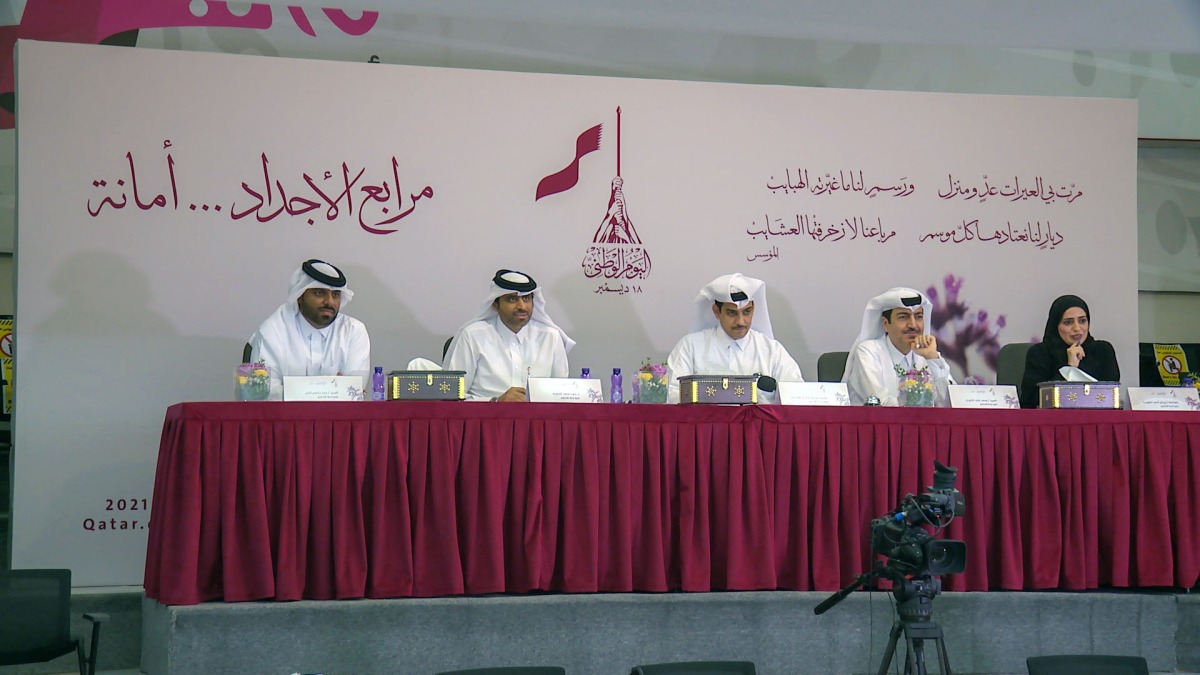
[933,637,952,674]
[906,636,927,675]
[876,622,904,675]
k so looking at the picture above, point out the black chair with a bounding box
[442,336,454,360]
[0,569,109,675]
[816,351,849,382]
[242,342,253,363]
[436,662,566,667]
[996,342,1033,386]
[630,661,756,675]
[1026,654,1149,675]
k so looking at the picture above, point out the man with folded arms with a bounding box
[443,269,574,402]
[248,259,371,400]
[842,286,954,406]
[666,272,804,404]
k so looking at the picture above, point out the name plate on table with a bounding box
[949,385,1020,409]
[1128,387,1200,411]
[777,381,850,406]
[527,377,604,403]
[283,375,363,401]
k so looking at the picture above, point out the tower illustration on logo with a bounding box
[534,108,651,284]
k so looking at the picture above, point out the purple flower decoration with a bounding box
[927,274,1006,383]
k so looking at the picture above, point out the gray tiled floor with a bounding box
[44,671,1200,675]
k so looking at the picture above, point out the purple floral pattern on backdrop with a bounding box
[926,274,1005,384]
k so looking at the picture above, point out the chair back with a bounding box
[997,342,1033,386]
[1026,654,1149,675]
[436,662,566,667]
[0,569,76,666]
[631,661,756,675]
[816,351,849,383]
[442,337,454,360]
[242,342,253,363]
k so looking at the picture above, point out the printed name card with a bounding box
[948,385,1020,409]
[1128,387,1200,411]
[283,375,365,401]
[527,377,604,403]
[777,381,850,406]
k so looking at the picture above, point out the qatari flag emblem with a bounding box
[535,124,602,200]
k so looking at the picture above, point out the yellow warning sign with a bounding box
[1154,344,1189,387]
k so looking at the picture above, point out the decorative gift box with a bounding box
[1038,381,1121,409]
[388,370,466,401]
[678,375,758,405]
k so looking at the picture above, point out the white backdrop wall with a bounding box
[14,40,1137,586]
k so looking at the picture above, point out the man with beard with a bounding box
[247,259,371,400]
[666,273,804,404]
[443,269,574,401]
[842,286,955,406]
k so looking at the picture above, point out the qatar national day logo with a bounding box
[534,107,651,292]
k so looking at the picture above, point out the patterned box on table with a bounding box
[678,375,758,405]
[1038,381,1122,409]
[388,370,466,401]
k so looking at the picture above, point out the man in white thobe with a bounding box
[443,269,574,402]
[666,273,804,404]
[842,286,954,406]
[248,259,371,400]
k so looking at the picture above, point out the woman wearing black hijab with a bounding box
[1019,294,1121,408]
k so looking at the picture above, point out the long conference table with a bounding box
[143,401,1200,605]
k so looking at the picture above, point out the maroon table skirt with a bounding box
[143,401,1200,605]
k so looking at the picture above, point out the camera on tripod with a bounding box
[813,459,969,674]
[869,460,967,578]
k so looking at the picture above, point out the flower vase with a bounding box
[636,366,671,404]
[897,366,935,407]
[235,363,272,401]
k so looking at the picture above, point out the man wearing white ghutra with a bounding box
[842,287,955,407]
[666,273,804,404]
[443,269,574,402]
[247,259,371,400]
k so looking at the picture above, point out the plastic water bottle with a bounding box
[610,368,623,403]
[371,366,386,401]
[580,367,591,379]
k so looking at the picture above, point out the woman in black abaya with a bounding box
[1019,294,1120,408]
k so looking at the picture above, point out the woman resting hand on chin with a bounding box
[1018,294,1121,409]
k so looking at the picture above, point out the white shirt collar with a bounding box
[713,326,747,351]
[884,335,912,366]
[490,314,527,345]
[295,312,332,342]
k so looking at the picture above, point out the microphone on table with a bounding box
[756,374,777,393]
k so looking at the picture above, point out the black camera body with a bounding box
[870,460,967,577]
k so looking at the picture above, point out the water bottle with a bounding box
[580,367,591,379]
[610,368,623,403]
[371,366,386,401]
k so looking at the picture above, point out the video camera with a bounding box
[869,460,966,577]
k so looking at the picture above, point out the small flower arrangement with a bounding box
[236,361,271,401]
[634,358,670,404]
[895,363,935,407]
